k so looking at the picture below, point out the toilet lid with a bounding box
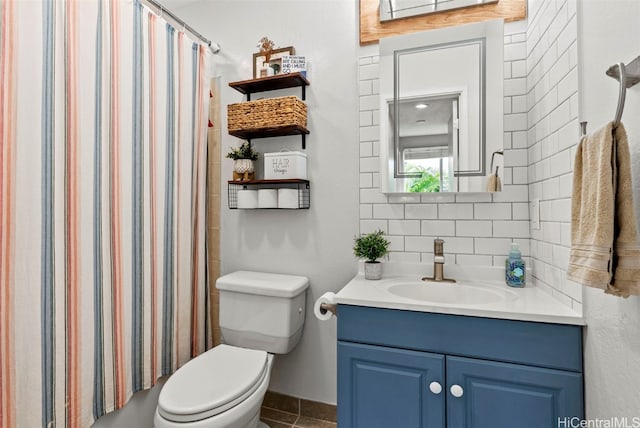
[158,344,268,423]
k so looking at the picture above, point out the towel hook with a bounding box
[490,150,503,173]
[614,62,627,125]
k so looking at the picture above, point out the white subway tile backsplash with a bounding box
[360,141,373,157]
[360,219,388,234]
[359,80,372,96]
[504,97,512,114]
[386,235,405,252]
[373,204,405,219]
[475,238,513,255]
[372,79,380,95]
[549,148,572,177]
[455,193,492,203]
[359,95,378,111]
[505,148,528,167]
[421,220,456,236]
[359,63,379,81]
[512,131,528,149]
[360,204,373,219]
[456,220,493,237]
[372,140,380,157]
[405,204,438,219]
[388,252,421,263]
[505,113,528,132]
[504,62,512,79]
[359,111,373,127]
[503,132,512,150]
[360,125,380,142]
[492,185,530,202]
[505,78,527,96]
[389,220,421,236]
[512,60,527,78]
[405,236,433,252]
[360,188,388,204]
[456,254,494,266]
[558,173,573,198]
[359,157,379,173]
[360,173,373,188]
[505,42,527,61]
[512,167,528,184]
[438,237,474,254]
[438,203,473,219]
[492,220,530,238]
[420,193,455,203]
[474,203,512,220]
[372,172,381,189]
[388,194,421,204]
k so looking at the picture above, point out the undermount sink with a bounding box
[387,280,517,305]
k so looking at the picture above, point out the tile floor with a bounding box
[260,391,337,428]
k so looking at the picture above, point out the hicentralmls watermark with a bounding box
[558,417,640,428]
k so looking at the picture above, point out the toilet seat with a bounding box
[158,344,268,423]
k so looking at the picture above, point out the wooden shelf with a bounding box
[229,72,310,97]
[229,125,309,148]
[228,73,310,149]
[227,179,309,185]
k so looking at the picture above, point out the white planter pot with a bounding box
[233,159,255,174]
[364,261,382,280]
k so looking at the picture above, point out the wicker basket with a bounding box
[227,96,307,132]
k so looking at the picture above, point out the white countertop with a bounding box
[335,263,585,325]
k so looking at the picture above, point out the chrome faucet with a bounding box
[422,239,456,283]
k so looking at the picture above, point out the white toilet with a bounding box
[154,270,309,428]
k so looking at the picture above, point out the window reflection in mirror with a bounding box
[388,95,458,192]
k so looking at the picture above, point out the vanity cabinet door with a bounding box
[338,341,445,428]
[446,356,584,428]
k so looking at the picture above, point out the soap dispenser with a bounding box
[505,243,526,287]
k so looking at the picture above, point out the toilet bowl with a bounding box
[154,271,309,428]
[154,345,274,428]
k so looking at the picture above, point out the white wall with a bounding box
[525,0,582,308]
[175,0,360,404]
[577,0,640,417]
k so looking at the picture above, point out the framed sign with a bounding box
[253,46,295,78]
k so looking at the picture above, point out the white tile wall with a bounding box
[526,0,581,308]
[358,9,581,312]
[358,29,531,266]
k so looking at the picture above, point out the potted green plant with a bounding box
[226,141,259,181]
[353,230,391,280]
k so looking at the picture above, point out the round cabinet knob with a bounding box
[450,384,464,398]
[429,381,442,394]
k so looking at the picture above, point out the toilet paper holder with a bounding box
[319,302,337,317]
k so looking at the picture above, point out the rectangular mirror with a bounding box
[379,19,504,193]
[380,0,499,22]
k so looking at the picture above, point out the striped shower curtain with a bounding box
[0,1,210,427]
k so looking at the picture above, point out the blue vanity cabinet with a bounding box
[338,341,445,428]
[337,305,584,428]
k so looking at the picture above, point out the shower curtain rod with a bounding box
[139,0,221,54]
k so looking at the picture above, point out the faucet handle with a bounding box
[434,239,444,256]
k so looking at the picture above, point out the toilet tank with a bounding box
[216,271,309,354]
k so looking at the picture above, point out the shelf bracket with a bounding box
[301,134,306,149]
[247,93,251,101]
[301,85,306,101]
